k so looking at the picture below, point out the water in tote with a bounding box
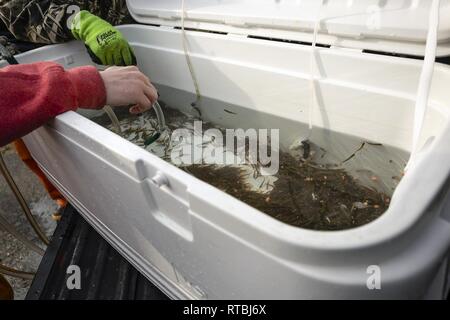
[91,102,406,231]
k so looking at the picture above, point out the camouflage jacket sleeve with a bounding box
[0,0,134,45]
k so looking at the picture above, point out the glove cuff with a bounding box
[71,10,100,41]
[70,10,83,40]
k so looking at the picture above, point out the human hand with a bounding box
[99,66,157,114]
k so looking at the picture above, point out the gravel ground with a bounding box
[0,145,57,299]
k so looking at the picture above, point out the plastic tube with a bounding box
[406,0,440,170]
[0,214,45,255]
[0,263,34,280]
[0,153,50,246]
[153,101,166,130]
[103,105,122,134]
[143,101,168,146]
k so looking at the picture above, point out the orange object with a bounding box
[52,212,62,222]
[0,274,14,300]
[13,139,67,209]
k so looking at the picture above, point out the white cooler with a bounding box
[4,0,450,299]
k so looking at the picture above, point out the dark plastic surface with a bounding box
[26,205,168,300]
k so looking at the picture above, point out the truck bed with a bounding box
[26,205,168,300]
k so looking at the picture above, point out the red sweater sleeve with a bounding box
[0,62,106,147]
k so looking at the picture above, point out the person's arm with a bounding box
[0,0,133,45]
[0,61,105,146]
[0,62,157,147]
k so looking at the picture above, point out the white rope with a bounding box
[181,0,201,104]
[305,0,323,141]
[406,0,440,170]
